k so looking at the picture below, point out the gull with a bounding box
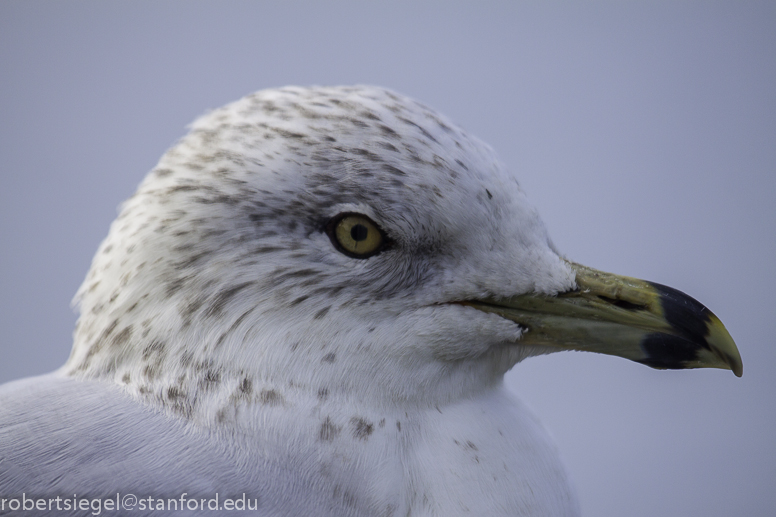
[0,86,742,516]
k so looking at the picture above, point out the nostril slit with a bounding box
[598,295,645,311]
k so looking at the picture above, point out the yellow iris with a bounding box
[333,214,383,257]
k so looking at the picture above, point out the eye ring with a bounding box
[325,213,388,259]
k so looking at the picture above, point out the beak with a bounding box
[463,261,743,377]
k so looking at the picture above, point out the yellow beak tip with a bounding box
[707,317,743,377]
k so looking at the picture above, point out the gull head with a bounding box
[64,86,740,420]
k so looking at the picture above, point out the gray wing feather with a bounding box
[0,375,345,516]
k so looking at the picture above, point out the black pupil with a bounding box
[350,224,369,242]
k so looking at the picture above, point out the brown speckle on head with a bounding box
[317,387,329,401]
[199,369,221,391]
[141,340,166,360]
[143,363,160,381]
[214,307,255,350]
[319,417,341,442]
[351,417,374,440]
[259,389,284,406]
[313,306,330,320]
[167,386,185,400]
[239,377,253,395]
[205,282,254,318]
[289,295,309,307]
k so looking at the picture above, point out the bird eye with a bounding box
[326,213,385,258]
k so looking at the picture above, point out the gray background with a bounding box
[1,2,773,515]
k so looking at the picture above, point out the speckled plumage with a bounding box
[0,86,580,516]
